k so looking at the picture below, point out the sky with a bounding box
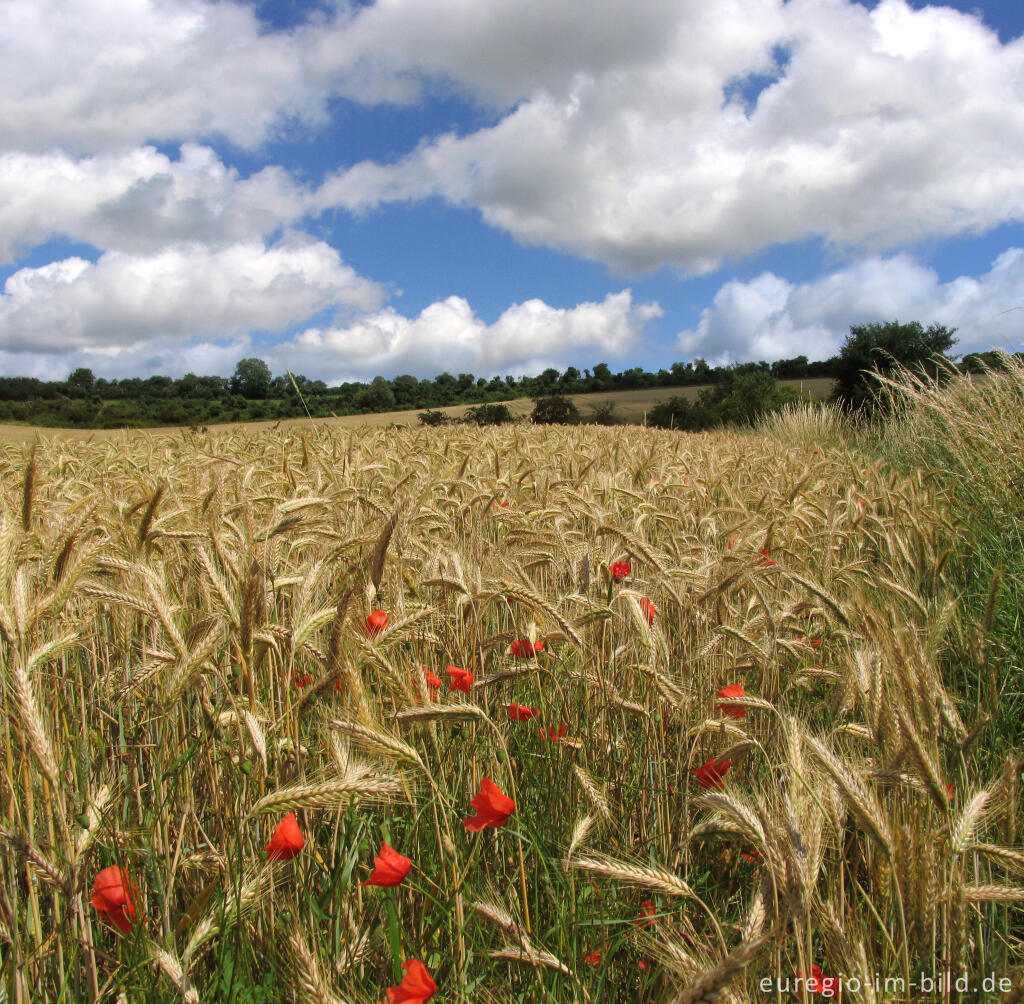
[1,0,1023,385]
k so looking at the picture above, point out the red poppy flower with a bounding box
[361,841,411,888]
[510,638,545,657]
[638,596,656,625]
[364,609,389,637]
[293,672,312,689]
[638,959,650,972]
[812,449,820,455]
[947,783,955,800]
[609,561,631,582]
[634,900,656,929]
[422,667,442,701]
[385,959,437,1003]
[693,757,731,790]
[716,683,747,719]
[798,964,836,997]
[541,723,568,741]
[727,536,739,550]
[740,849,760,863]
[464,777,515,831]
[507,704,539,721]
[91,866,138,934]
[445,665,474,693]
[756,549,778,567]
[266,812,304,861]
[584,951,601,965]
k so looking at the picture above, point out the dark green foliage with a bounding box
[462,403,514,425]
[648,369,803,431]
[230,358,272,399]
[531,394,581,425]
[417,409,450,426]
[586,400,622,425]
[832,320,957,416]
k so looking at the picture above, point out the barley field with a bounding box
[1,375,1022,1002]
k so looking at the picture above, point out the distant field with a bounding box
[0,378,835,443]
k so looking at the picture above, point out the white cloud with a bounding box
[265,290,662,382]
[0,235,383,353]
[0,0,331,153]
[678,250,1024,364]
[0,144,309,264]
[317,0,1024,273]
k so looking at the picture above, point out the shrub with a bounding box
[530,395,580,425]
[463,403,514,425]
[418,409,450,426]
[586,400,622,425]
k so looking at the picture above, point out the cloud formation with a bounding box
[0,236,383,352]
[0,145,308,264]
[679,249,1024,364]
[266,289,663,383]
[318,0,1024,273]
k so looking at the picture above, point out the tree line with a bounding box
[0,320,1009,429]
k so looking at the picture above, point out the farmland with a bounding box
[1,366,1021,1003]
[0,379,836,444]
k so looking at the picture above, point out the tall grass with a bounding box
[0,422,1020,1002]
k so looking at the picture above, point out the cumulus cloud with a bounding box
[0,144,309,264]
[678,250,1024,364]
[0,236,383,353]
[317,0,1024,273]
[264,290,662,383]
[0,0,334,153]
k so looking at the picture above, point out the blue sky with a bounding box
[1,0,1022,383]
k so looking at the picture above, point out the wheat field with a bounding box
[1,416,1021,1002]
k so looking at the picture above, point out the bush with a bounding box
[586,400,622,425]
[530,395,580,425]
[418,409,450,426]
[463,403,514,425]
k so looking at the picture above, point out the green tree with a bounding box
[356,376,396,412]
[231,358,272,399]
[530,394,580,425]
[66,367,96,397]
[832,320,957,415]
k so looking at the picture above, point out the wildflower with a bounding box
[361,841,411,888]
[541,723,568,741]
[385,959,437,1003]
[693,757,731,790]
[812,449,820,455]
[464,777,515,832]
[423,667,442,701]
[267,812,304,861]
[634,900,656,929]
[584,951,601,965]
[293,672,312,689]
[727,536,739,550]
[507,704,539,722]
[756,548,778,567]
[947,783,955,800]
[716,683,747,719]
[91,866,138,934]
[740,850,760,863]
[364,609,389,637]
[638,959,650,972]
[445,665,474,693]
[798,964,836,997]
[510,638,545,658]
[638,596,656,625]
[609,561,631,582]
